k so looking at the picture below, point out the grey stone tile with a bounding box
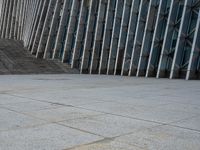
[131,108,196,124]
[28,93,103,106]
[0,108,46,131]
[0,74,199,150]
[0,123,103,150]
[79,102,196,124]
[155,103,200,115]
[171,116,200,131]
[112,98,172,107]
[61,114,159,137]
[0,94,33,105]
[26,106,104,122]
[68,138,144,150]
[78,101,149,117]
[2,100,62,113]
[117,125,200,150]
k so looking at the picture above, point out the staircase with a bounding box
[0,39,78,74]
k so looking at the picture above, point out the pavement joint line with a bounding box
[0,87,70,94]
[1,81,200,136]
[0,111,161,136]
[0,106,53,133]
[20,91,200,107]
[160,100,200,107]
[64,137,118,150]
[70,105,200,133]
[56,122,105,138]
[4,91,193,112]
[0,100,64,111]
[25,113,107,125]
[1,104,64,113]
[5,93,69,103]
[167,114,200,125]
[2,94,184,128]
[2,93,68,105]
[1,93,128,109]
[0,110,106,133]
[0,102,105,120]
[145,120,200,133]
[76,101,200,116]
[0,106,48,121]
[167,124,200,133]
[59,120,164,149]
[165,114,200,133]
[55,113,107,123]
[4,92,200,115]
[0,101,34,106]
[64,124,164,150]
[0,122,52,133]
[71,106,169,125]
[0,105,109,132]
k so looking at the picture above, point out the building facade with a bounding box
[0,0,199,80]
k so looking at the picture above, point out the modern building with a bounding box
[0,0,199,80]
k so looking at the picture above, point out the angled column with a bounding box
[14,0,21,40]
[36,0,57,58]
[170,0,198,79]
[52,0,73,60]
[81,0,100,73]
[129,0,150,76]
[157,0,185,78]
[17,0,26,40]
[137,0,160,76]
[107,0,124,75]
[31,0,50,55]
[44,0,64,59]
[1,0,10,38]
[19,0,29,42]
[90,0,108,74]
[71,0,90,68]
[114,0,132,75]
[146,0,171,77]
[121,0,141,75]
[24,0,39,46]
[99,0,117,74]
[24,0,37,45]
[62,0,82,63]
[9,0,18,39]
[0,0,6,36]
[186,9,200,80]
[5,0,14,39]
[27,0,44,50]
[20,0,27,40]
[21,0,30,41]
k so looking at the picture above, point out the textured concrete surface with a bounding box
[0,74,200,150]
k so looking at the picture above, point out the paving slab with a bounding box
[60,114,159,137]
[78,101,197,124]
[0,108,46,131]
[68,138,144,150]
[0,94,33,105]
[25,106,105,122]
[0,123,102,150]
[0,74,199,150]
[170,116,200,131]
[1,101,62,113]
[116,125,200,150]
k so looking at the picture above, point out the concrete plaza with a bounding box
[0,74,200,150]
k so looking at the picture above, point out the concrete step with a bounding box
[0,39,79,75]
